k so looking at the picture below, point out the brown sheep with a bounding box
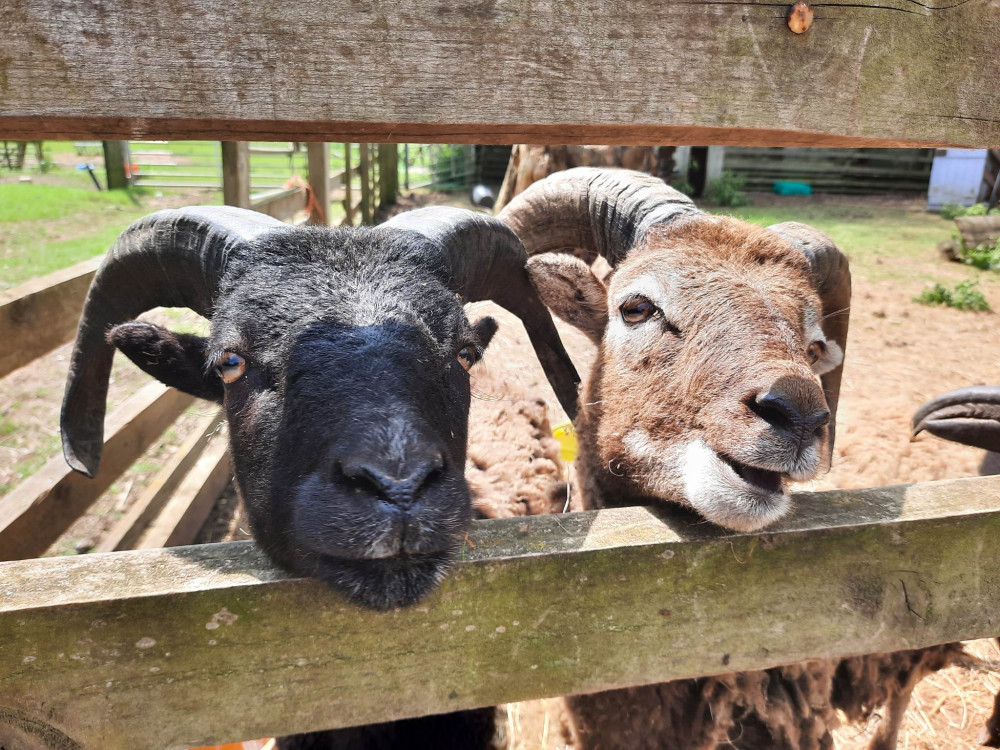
[501,168,849,533]
[492,168,968,750]
[466,364,571,518]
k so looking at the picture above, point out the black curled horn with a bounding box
[497,167,701,266]
[766,222,852,450]
[61,207,286,477]
[381,207,580,420]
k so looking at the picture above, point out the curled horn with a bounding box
[497,167,701,266]
[767,222,852,450]
[382,207,580,420]
[61,207,286,477]
[499,168,852,454]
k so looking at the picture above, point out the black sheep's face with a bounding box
[109,230,497,610]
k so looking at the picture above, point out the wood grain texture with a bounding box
[955,215,1000,247]
[250,186,306,223]
[221,142,250,208]
[137,436,231,549]
[94,411,226,553]
[306,142,330,226]
[0,383,194,562]
[2,475,999,749]
[1,0,998,146]
[0,257,100,378]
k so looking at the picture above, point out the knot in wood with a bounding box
[788,1,814,34]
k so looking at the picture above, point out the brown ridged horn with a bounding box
[61,207,286,477]
[499,168,851,454]
[767,222,852,451]
[497,167,700,266]
[382,207,580,420]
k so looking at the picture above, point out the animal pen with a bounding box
[1,0,999,747]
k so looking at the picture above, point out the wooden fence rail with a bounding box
[0,257,100,379]
[3,0,999,147]
[0,383,195,562]
[2,475,1000,749]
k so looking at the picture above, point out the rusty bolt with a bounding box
[788,1,814,33]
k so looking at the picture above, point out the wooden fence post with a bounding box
[343,144,354,226]
[220,141,250,208]
[102,141,131,189]
[378,143,398,209]
[359,143,371,224]
[306,142,330,225]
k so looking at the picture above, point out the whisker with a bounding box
[821,306,851,321]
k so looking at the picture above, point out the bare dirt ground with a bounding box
[2,191,998,748]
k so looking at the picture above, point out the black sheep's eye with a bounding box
[620,297,660,325]
[806,340,826,365]
[214,352,246,383]
[456,346,478,372]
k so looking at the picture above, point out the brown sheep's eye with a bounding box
[620,297,660,325]
[456,346,478,371]
[215,352,246,383]
[806,341,826,365]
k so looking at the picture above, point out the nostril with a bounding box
[339,452,445,503]
[749,392,830,443]
[808,409,831,437]
[748,392,798,431]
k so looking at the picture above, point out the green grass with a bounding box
[0,179,164,288]
[12,433,61,484]
[0,182,140,223]
[0,141,377,289]
[0,416,19,436]
[914,279,991,311]
[721,201,955,280]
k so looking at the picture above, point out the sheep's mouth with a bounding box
[313,550,453,611]
[718,454,785,495]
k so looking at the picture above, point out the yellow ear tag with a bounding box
[552,421,578,463]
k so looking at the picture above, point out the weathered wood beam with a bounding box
[221,141,250,208]
[359,144,372,224]
[342,144,354,226]
[250,186,305,224]
[94,411,226,553]
[0,383,195,561]
[0,257,99,379]
[306,142,330,226]
[136,436,231,549]
[1,0,998,147]
[2,475,999,749]
[101,141,131,190]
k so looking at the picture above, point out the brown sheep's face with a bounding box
[528,218,843,532]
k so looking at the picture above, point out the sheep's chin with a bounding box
[312,551,453,611]
[682,439,791,533]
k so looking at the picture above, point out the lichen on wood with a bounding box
[1,476,999,748]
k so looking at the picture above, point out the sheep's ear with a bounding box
[108,321,224,403]
[527,253,608,343]
[472,316,499,350]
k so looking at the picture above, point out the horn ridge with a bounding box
[767,221,852,453]
[498,167,700,266]
[383,207,581,421]
[61,206,284,477]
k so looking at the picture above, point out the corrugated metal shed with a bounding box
[721,147,936,194]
